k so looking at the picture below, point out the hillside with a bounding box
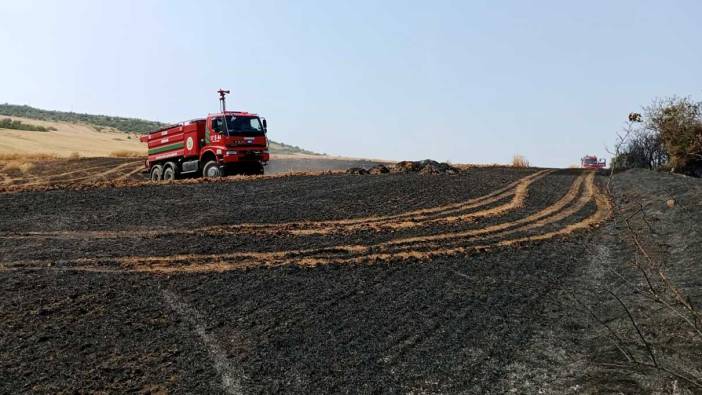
[0,104,321,157]
[0,116,145,158]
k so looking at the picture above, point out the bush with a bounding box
[511,154,530,168]
[0,118,52,132]
[614,97,702,176]
[646,97,702,174]
[0,104,165,133]
[613,130,667,170]
[0,160,35,174]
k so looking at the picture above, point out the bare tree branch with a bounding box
[606,289,658,367]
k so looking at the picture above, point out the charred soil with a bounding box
[2,166,696,393]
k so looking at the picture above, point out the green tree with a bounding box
[645,97,702,174]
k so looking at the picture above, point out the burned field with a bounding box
[0,167,618,392]
[0,156,382,193]
[0,168,608,270]
[0,157,145,192]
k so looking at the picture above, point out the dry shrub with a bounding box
[454,163,505,170]
[17,162,34,173]
[0,153,23,161]
[1,160,35,174]
[68,152,81,160]
[110,150,144,158]
[512,154,530,168]
[0,153,59,161]
[647,97,702,173]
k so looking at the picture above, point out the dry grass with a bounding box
[512,154,530,168]
[68,152,80,160]
[1,160,35,174]
[0,153,60,161]
[454,163,510,170]
[0,153,54,174]
[0,153,77,175]
[110,150,144,158]
[0,116,146,158]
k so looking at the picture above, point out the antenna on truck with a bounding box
[217,89,231,136]
[218,89,230,113]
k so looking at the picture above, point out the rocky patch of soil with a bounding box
[348,159,460,175]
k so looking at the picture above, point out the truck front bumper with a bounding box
[221,150,270,163]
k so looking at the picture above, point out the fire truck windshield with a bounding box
[213,116,264,135]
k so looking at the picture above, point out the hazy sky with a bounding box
[1,1,700,166]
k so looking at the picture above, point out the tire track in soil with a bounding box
[386,171,593,252]
[0,160,142,192]
[0,172,12,185]
[260,265,402,341]
[0,168,614,393]
[161,290,245,395]
[255,169,552,234]
[59,160,143,182]
[0,166,42,186]
[155,238,595,392]
[0,170,551,239]
[117,173,601,269]
[114,165,145,180]
[0,175,40,186]
[268,168,551,235]
[0,171,611,273]
[1,160,131,186]
[20,164,114,184]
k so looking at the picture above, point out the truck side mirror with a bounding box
[262,118,267,130]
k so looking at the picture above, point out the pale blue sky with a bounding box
[1,1,700,166]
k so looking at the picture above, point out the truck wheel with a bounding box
[163,162,177,181]
[250,163,264,175]
[203,161,222,178]
[150,165,163,181]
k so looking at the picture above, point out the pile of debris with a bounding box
[395,160,460,175]
[346,160,459,175]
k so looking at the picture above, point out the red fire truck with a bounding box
[140,90,270,180]
[581,155,606,169]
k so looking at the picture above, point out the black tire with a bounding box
[252,163,264,175]
[150,165,163,181]
[202,160,222,178]
[163,162,177,181]
[239,163,264,176]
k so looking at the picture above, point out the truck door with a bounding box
[209,116,224,144]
